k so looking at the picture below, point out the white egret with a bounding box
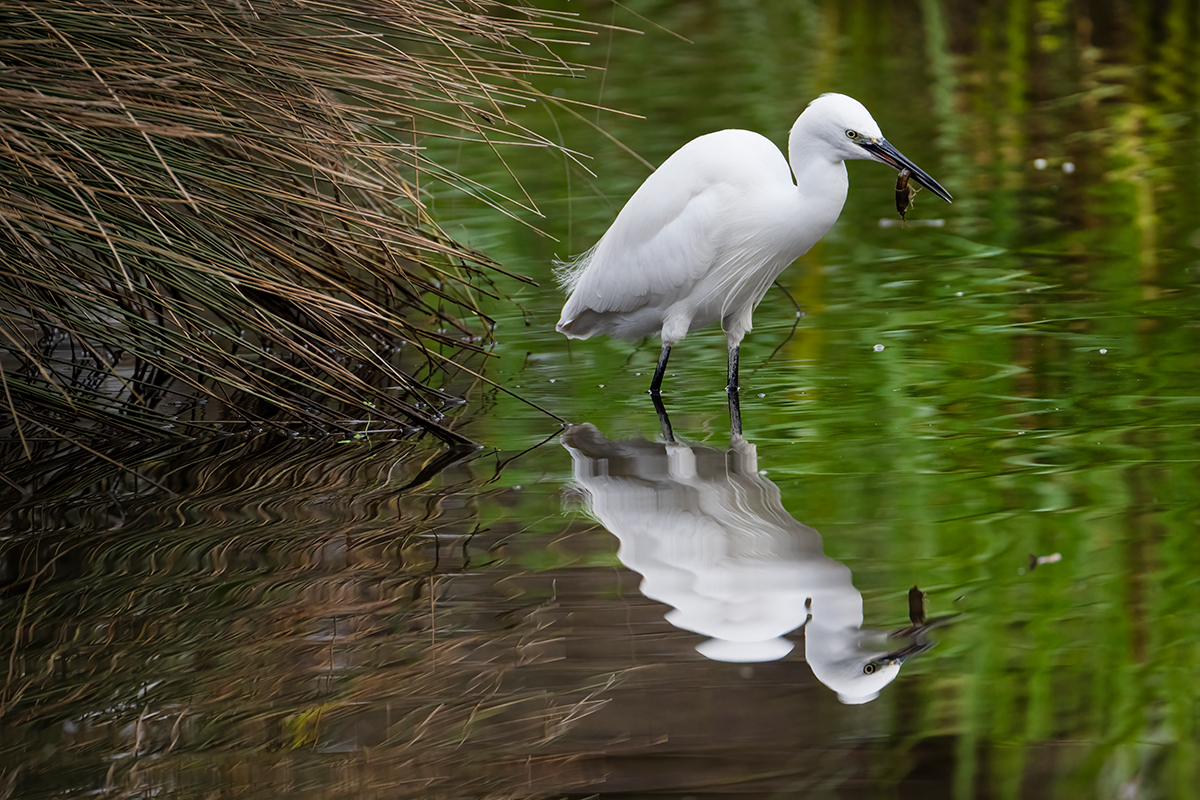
[556,93,952,396]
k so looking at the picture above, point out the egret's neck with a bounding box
[787,124,849,207]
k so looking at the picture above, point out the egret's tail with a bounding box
[555,311,595,340]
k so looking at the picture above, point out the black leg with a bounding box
[651,393,676,443]
[649,343,672,395]
[728,383,742,438]
[726,343,739,393]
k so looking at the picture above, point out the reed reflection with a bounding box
[562,418,943,705]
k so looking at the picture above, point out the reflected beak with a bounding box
[882,640,936,664]
[860,139,953,203]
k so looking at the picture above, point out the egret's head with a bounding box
[828,660,903,705]
[795,93,953,203]
[804,621,936,705]
[806,647,905,705]
[800,93,885,159]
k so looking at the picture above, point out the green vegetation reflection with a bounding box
[429,1,1200,797]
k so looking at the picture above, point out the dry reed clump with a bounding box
[0,0,594,448]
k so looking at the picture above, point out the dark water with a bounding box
[4,2,1200,797]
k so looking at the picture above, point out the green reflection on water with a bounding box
[424,0,1200,797]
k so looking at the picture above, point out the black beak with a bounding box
[883,640,937,664]
[860,139,953,203]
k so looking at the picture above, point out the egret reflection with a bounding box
[561,422,943,704]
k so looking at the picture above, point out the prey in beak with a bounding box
[858,137,953,204]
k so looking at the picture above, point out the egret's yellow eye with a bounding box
[863,662,877,675]
[845,130,859,139]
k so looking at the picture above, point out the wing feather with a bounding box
[558,130,792,338]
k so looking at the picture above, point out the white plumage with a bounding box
[556,93,951,396]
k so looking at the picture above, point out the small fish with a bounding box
[890,586,957,641]
[896,167,919,221]
[907,585,926,625]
